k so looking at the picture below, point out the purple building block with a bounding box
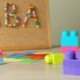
[63,51,80,68]
[63,60,80,68]
[63,51,80,76]
[63,67,80,76]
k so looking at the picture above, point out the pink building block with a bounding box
[0,50,2,56]
[61,47,78,56]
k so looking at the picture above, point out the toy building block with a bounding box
[61,30,78,46]
[63,51,80,68]
[45,53,64,65]
[61,46,78,56]
[0,58,4,64]
[63,51,80,76]
[0,50,2,56]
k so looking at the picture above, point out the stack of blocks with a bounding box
[63,51,80,76]
[61,30,78,56]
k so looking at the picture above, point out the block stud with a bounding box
[45,54,53,64]
[62,30,69,37]
[71,30,78,37]
[65,50,76,60]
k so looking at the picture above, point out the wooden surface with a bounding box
[0,48,80,80]
[0,0,51,50]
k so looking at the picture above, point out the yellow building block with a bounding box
[45,53,65,65]
[3,58,23,62]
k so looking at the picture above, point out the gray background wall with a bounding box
[49,0,80,46]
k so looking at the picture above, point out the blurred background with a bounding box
[49,0,80,46]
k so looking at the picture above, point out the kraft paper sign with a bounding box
[0,0,51,50]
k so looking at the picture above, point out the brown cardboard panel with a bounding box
[0,0,51,50]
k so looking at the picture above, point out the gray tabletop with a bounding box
[0,48,80,80]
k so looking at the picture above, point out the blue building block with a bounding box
[61,30,78,46]
[0,58,4,64]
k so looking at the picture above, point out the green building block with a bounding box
[45,53,65,65]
